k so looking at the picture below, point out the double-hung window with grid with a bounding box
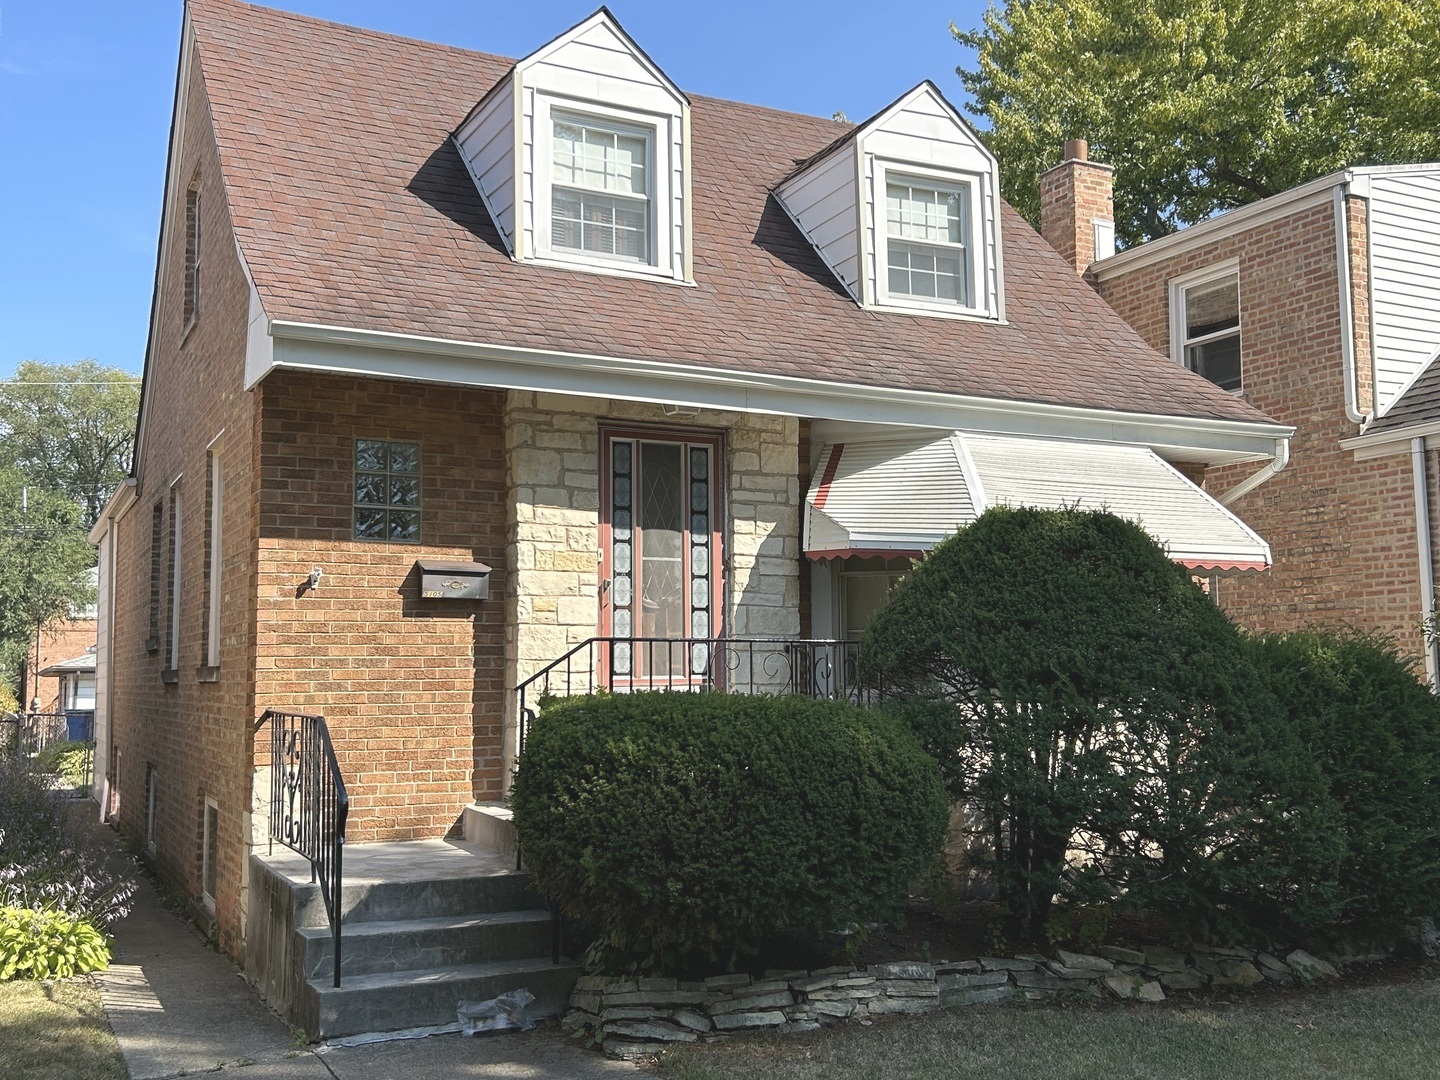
[551,116,651,264]
[885,178,972,307]
[353,439,421,542]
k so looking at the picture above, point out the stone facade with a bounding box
[1095,198,1433,660]
[503,392,802,772]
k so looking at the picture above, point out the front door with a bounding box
[600,427,725,686]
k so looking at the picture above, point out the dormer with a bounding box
[453,9,692,284]
[775,83,1004,321]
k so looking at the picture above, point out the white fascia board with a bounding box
[1091,172,1349,282]
[262,319,1291,463]
[240,247,272,389]
[87,478,138,545]
[1342,420,1440,460]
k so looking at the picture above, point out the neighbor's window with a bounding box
[147,502,163,652]
[354,439,421,542]
[202,448,222,669]
[166,482,182,672]
[1177,272,1241,391]
[885,178,972,306]
[551,116,650,264]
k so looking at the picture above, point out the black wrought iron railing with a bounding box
[4,711,95,797]
[257,710,350,988]
[514,637,870,760]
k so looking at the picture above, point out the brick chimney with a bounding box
[1040,139,1115,274]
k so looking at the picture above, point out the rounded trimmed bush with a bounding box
[511,691,948,969]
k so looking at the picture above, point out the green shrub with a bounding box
[511,692,948,970]
[0,755,136,926]
[0,906,111,980]
[1253,629,1440,926]
[34,741,92,789]
[865,507,1342,941]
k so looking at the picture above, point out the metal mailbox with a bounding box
[416,560,492,601]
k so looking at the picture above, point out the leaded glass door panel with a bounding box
[601,428,724,686]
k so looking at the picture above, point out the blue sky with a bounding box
[0,1,990,378]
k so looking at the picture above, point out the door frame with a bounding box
[598,423,727,688]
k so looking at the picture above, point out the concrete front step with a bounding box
[462,802,518,855]
[299,909,555,979]
[307,956,582,1040]
[292,868,544,928]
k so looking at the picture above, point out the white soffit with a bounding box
[804,432,1271,573]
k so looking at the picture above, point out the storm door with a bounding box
[600,428,725,686]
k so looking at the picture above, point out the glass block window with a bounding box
[885,178,971,305]
[551,116,650,264]
[354,439,421,542]
[1179,273,1242,391]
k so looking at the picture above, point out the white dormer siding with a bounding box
[1361,168,1440,415]
[775,83,1003,321]
[453,12,691,283]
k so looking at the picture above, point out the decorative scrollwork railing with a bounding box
[257,710,349,988]
[514,637,873,762]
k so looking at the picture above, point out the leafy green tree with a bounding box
[863,508,1341,941]
[0,468,96,680]
[954,0,1440,245]
[0,360,140,530]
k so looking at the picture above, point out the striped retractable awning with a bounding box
[804,431,1271,573]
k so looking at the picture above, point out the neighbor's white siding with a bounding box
[775,148,861,299]
[1368,169,1440,415]
[454,76,518,252]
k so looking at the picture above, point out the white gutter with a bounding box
[1220,437,1290,506]
[265,320,1292,464]
[1334,186,1369,426]
[1412,437,1439,688]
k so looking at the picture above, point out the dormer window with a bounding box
[452,10,691,284]
[884,177,971,306]
[551,116,651,265]
[774,83,1004,322]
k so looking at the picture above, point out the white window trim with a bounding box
[532,96,680,282]
[873,162,989,320]
[1168,259,1242,393]
[205,439,223,669]
[202,796,219,913]
[145,765,158,855]
[168,478,182,671]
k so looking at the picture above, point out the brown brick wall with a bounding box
[1096,197,1428,659]
[253,371,509,842]
[1040,156,1114,274]
[107,54,260,958]
[26,618,96,713]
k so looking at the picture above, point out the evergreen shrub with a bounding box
[1253,629,1440,926]
[510,691,948,970]
[863,506,1341,941]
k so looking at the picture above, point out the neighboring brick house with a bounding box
[90,1,1289,1035]
[1056,153,1440,679]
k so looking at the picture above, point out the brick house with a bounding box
[1060,151,1440,680]
[89,1,1290,1037]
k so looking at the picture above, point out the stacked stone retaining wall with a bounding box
[565,946,1346,1059]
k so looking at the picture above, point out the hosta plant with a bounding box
[0,906,111,980]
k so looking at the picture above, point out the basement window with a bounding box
[202,797,218,913]
[1173,266,1242,392]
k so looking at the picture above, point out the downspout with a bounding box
[1335,184,1369,426]
[1411,437,1439,688]
[1220,437,1289,507]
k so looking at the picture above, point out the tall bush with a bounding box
[511,692,948,970]
[864,507,1341,940]
[1253,630,1440,926]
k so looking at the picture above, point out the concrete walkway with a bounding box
[89,820,637,1080]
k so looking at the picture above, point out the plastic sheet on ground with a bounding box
[456,988,537,1035]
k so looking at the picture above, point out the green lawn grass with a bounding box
[0,978,127,1080]
[661,972,1440,1080]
